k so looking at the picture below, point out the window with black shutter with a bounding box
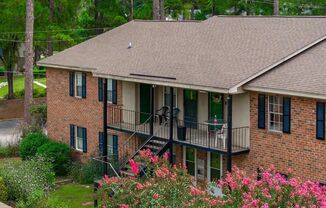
[316,102,325,140]
[258,94,266,129]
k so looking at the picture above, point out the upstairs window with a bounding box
[107,79,113,103]
[268,95,283,132]
[75,72,83,98]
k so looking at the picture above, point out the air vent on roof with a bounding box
[128,42,132,49]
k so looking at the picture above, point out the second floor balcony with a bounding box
[107,106,250,155]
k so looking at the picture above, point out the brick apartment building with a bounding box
[38,16,326,183]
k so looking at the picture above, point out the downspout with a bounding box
[103,79,108,175]
[169,87,174,164]
[150,85,155,136]
[227,95,233,172]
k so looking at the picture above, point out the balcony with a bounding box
[107,106,250,155]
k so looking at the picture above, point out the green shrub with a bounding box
[0,145,19,158]
[37,141,71,176]
[20,132,48,160]
[70,160,102,184]
[16,189,68,208]
[0,177,8,202]
[0,156,55,201]
[30,104,47,129]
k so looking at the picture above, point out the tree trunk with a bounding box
[129,0,133,21]
[47,0,54,56]
[159,0,165,20]
[153,0,160,20]
[94,0,103,34]
[273,0,279,15]
[24,0,34,125]
[6,70,14,99]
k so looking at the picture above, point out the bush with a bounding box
[30,104,47,131]
[0,145,19,158]
[37,141,71,176]
[0,177,8,202]
[0,156,55,201]
[20,132,48,160]
[16,190,68,208]
[70,160,102,184]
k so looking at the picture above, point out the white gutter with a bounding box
[36,63,96,72]
[229,34,326,93]
[245,86,326,100]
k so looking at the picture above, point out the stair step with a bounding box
[120,170,134,177]
[150,139,166,145]
[144,144,161,151]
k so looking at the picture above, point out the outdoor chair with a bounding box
[155,106,169,125]
[216,123,227,149]
[167,107,180,125]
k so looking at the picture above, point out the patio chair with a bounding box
[155,106,169,125]
[217,123,227,149]
[167,107,180,125]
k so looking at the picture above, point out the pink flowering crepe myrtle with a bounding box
[98,149,326,208]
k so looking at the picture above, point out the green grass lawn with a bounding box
[48,183,94,208]
[0,75,46,98]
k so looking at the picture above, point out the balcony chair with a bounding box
[155,106,169,125]
[216,123,227,149]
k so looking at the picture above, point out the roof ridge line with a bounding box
[213,15,326,18]
[132,19,201,23]
[229,34,326,93]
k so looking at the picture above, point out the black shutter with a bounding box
[316,102,325,140]
[99,132,104,156]
[282,97,291,133]
[82,73,86,98]
[258,94,266,129]
[70,124,75,148]
[112,135,118,160]
[112,79,117,104]
[82,128,87,153]
[69,72,75,97]
[98,78,103,102]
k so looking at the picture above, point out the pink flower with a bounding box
[129,159,139,175]
[120,204,129,208]
[242,177,250,186]
[261,203,269,208]
[190,187,202,196]
[153,192,159,200]
[136,182,144,190]
[163,152,169,161]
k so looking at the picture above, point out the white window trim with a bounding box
[75,126,83,152]
[207,152,223,182]
[74,72,83,98]
[163,86,178,108]
[107,79,113,104]
[268,95,283,133]
[183,146,197,180]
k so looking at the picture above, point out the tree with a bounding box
[274,0,279,15]
[24,0,34,125]
[153,0,160,19]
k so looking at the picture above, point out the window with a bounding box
[75,72,83,97]
[107,79,113,103]
[210,153,221,181]
[268,95,283,132]
[75,126,84,151]
[185,147,195,176]
[107,134,115,156]
[164,87,177,107]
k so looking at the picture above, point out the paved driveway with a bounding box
[0,119,22,146]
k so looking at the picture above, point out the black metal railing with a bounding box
[92,155,121,178]
[108,105,152,134]
[176,119,249,151]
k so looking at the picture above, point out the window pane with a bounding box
[269,96,283,132]
[76,86,82,97]
[186,148,195,161]
[108,79,113,91]
[77,127,83,137]
[211,153,220,169]
[77,137,83,150]
[211,168,221,181]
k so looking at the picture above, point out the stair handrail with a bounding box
[119,120,169,170]
[93,156,121,178]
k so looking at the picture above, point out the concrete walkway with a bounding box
[0,119,22,146]
[33,80,46,88]
[0,202,11,208]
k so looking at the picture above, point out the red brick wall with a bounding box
[234,92,326,183]
[46,68,122,160]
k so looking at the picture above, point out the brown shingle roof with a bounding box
[245,40,326,98]
[38,16,326,92]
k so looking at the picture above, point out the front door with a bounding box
[184,89,198,128]
[209,93,223,120]
[139,84,151,123]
